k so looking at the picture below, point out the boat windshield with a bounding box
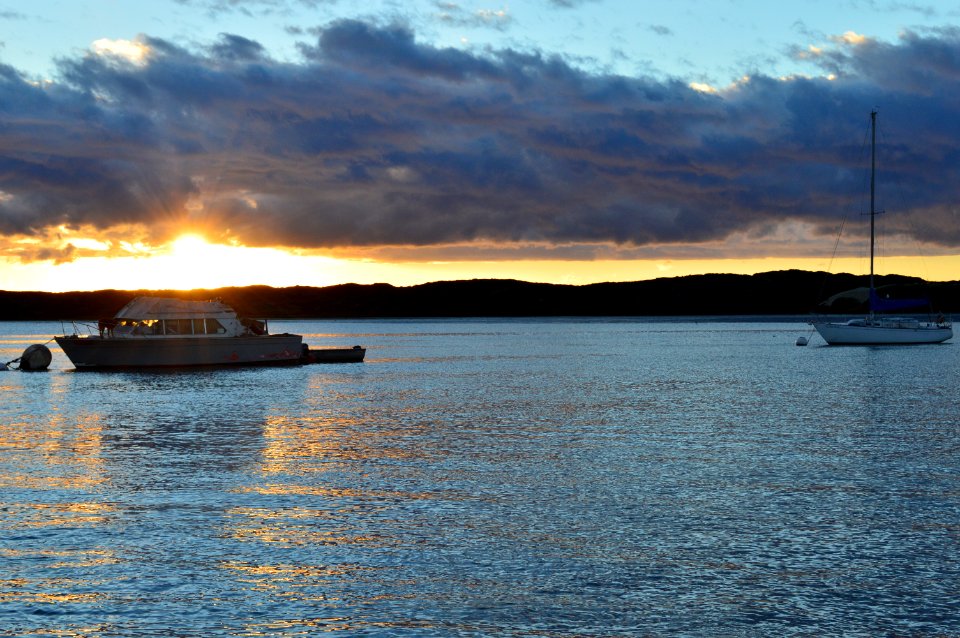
[112,319,159,335]
[111,318,227,336]
[163,318,227,335]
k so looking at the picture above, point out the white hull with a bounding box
[813,320,952,345]
[55,334,304,368]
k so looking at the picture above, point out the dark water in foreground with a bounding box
[1,319,959,636]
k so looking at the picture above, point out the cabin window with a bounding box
[163,319,194,335]
[205,318,226,334]
[193,319,206,335]
[131,319,158,335]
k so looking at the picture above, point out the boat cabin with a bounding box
[101,297,264,339]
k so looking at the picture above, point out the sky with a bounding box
[2,0,960,291]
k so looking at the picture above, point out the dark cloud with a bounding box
[3,20,960,258]
[305,19,505,80]
[210,33,268,61]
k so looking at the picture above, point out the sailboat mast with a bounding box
[869,110,877,294]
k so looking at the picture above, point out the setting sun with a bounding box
[171,234,211,255]
[132,234,350,290]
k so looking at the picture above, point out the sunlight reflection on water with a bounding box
[1,319,959,635]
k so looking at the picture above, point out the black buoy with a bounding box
[18,344,52,371]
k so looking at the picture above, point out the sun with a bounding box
[171,233,216,260]
[152,234,344,290]
[163,234,251,289]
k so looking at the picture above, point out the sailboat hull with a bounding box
[813,320,952,345]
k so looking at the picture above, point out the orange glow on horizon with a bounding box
[2,230,959,291]
[2,243,959,292]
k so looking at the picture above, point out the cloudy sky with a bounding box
[2,0,960,291]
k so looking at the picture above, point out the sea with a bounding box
[1,318,959,637]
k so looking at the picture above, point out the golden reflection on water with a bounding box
[2,501,118,528]
[259,415,359,474]
[221,560,386,603]
[237,617,435,635]
[232,484,436,501]
[224,506,395,547]
[0,410,106,489]
[10,625,113,637]
[224,559,434,635]
[0,575,106,605]
[0,547,119,568]
[259,413,428,476]
[237,617,355,635]
[223,560,381,580]
[0,368,120,637]
[0,473,106,490]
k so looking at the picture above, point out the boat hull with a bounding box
[55,334,304,369]
[813,321,953,345]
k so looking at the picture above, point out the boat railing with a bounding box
[60,320,101,337]
[811,311,951,325]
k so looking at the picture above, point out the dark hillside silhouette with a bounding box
[2,270,958,320]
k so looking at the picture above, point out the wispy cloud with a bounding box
[172,0,335,18]
[433,2,513,31]
[546,0,601,8]
[2,20,960,263]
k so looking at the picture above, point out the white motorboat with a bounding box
[812,111,952,345]
[55,296,304,369]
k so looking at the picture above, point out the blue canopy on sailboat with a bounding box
[869,289,929,312]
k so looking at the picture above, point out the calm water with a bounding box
[1,319,959,637]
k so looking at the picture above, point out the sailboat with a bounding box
[812,111,952,345]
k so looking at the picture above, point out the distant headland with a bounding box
[2,270,958,320]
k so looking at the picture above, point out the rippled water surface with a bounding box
[2,319,959,636]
